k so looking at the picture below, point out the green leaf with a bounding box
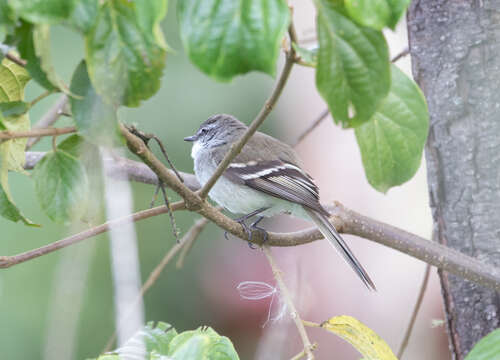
[0,183,37,225]
[355,65,429,193]
[9,0,75,24]
[0,100,29,117]
[315,0,390,127]
[178,0,290,81]
[0,0,16,36]
[33,150,89,222]
[68,0,99,34]
[14,21,58,91]
[293,43,318,67]
[168,326,239,360]
[91,322,178,360]
[345,0,390,30]
[85,0,168,107]
[386,0,411,29]
[465,329,500,360]
[58,134,105,224]
[345,0,410,30]
[70,61,120,146]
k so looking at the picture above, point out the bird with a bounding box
[184,114,375,290]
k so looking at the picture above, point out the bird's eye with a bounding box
[200,128,208,135]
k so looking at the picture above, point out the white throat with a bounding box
[191,141,203,159]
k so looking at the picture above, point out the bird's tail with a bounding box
[304,208,376,291]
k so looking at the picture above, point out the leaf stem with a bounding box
[30,90,53,107]
[262,246,315,359]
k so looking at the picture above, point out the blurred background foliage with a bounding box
[1,3,277,358]
[0,1,448,359]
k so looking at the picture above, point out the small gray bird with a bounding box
[184,114,375,290]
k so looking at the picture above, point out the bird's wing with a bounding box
[224,159,327,215]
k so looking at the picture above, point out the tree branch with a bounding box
[26,95,68,149]
[262,246,315,359]
[0,126,76,140]
[0,203,184,268]
[19,141,500,293]
[198,23,297,199]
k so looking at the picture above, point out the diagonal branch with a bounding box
[18,139,500,293]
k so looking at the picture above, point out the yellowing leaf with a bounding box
[0,58,31,182]
[320,315,397,360]
[0,58,34,225]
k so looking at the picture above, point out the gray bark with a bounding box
[407,1,500,358]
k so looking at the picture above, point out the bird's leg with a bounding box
[249,216,268,244]
[224,207,269,248]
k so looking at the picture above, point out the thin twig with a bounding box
[103,217,209,353]
[176,217,210,269]
[26,95,69,150]
[293,108,329,147]
[0,202,185,269]
[0,126,76,140]
[391,47,410,63]
[262,246,315,359]
[30,90,53,107]
[5,53,27,67]
[397,263,432,359]
[159,181,180,243]
[151,135,184,183]
[125,125,184,183]
[199,22,297,199]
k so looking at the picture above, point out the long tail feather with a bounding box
[305,208,376,291]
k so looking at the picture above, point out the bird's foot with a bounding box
[249,216,268,245]
[224,208,269,249]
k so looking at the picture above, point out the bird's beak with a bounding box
[184,134,197,142]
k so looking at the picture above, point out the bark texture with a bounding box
[408,1,500,358]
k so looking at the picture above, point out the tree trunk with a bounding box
[407,1,500,358]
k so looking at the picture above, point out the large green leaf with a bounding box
[58,134,105,224]
[315,0,390,127]
[14,21,59,91]
[355,65,429,193]
[465,329,500,360]
[70,61,120,146]
[9,0,75,24]
[344,0,410,30]
[344,0,390,30]
[85,0,167,107]
[178,0,290,81]
[168,327,239,359]
[68,0,99,34]
[33,150,89,222]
